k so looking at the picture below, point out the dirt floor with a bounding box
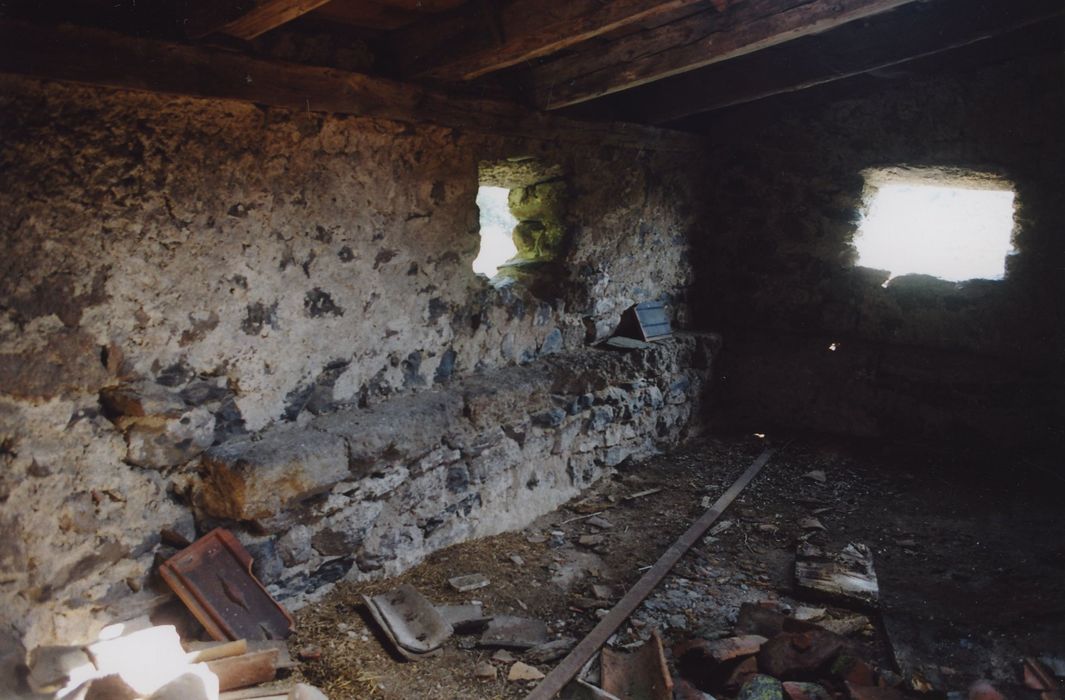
[279,433,1065,699]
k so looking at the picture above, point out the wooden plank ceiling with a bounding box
[1,0,1061,132]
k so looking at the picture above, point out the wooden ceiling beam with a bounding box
[629,0,1065,124]
[531,0,923,110]
[390,0,714,82]
[0,20,703,152]
[186,0,334,40]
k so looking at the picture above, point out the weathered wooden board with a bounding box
[531,0,921,109]
[391,0,708,81]
[629,0,1065,123]
[0,20,704,153]
[186,0,333,40]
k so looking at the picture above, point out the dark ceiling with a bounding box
[1,0,1062,132]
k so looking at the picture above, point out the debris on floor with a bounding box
[278,435,1062,699]
[361,584,453,660]
[600,631,673,700]
[479,615,551,651]
[159,528,295,642]
[448,574,491,593]
[16,526,323,700]
[508,661,546,682]
[794,542,879,608]
[1024,658,1064,700]
[23,622,326,699]
[437,603,492,634]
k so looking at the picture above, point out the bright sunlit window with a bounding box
[472,186,518,277]
[854,178,1016,283]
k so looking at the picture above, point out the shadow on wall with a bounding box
[690,51,1065,449]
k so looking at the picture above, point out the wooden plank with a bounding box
[186,0,334,40]
[0,20,703,153]
[186,639,249,663]
[207,650,279,692]
[632,0,1065,123]
[523,448,775,700]
[391,0,710,81]
[307,0,466,31]
[532,0,922,109]
[308,0,421,31]
[374,0,468,10]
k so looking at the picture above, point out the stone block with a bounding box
[101,381,185,418]
[0,329,112,400]
[312,391,464,475]
[196,428,349,521]
[532,407,566,428]
[539,328,564,355]
[125,407,215,469]
[277,525,313,567]
[462,365,553,429]
[590,406,614,430]
[26,645,94,694]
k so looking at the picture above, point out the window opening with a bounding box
[473,158,568,282]
[854,172,1016,284]
[472,186,519,277]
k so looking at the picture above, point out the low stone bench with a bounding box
[192,334,719,604]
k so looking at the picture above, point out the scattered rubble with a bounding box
[474,661,497,679]
[508,661,546,682]
[480,615,551,650]
[600,631,673,700]
[436,603,492,634]
[526,638,578,665]
[362,584,453,657]
[492,649,517,664]
[795,543,879,608]
[448,573,491,593]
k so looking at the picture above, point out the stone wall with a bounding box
[192,336,716,604]
[692,51,1065,446]
[0,76,707,649]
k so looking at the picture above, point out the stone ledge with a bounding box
[192,333,720,602]
[196,428,349,521]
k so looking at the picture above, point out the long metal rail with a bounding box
[524,448,776,700]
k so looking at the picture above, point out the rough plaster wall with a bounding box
[0,76,702,648]
[693,52,1064,443]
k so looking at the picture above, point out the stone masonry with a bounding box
[0,74,710,651]
[192,335,718,605]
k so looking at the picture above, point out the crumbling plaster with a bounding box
[0,75,706,649]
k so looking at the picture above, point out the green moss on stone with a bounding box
[507,180,568,262]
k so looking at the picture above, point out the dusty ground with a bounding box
[281,433,1065,699]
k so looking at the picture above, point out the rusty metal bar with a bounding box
[523,448,775,700]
